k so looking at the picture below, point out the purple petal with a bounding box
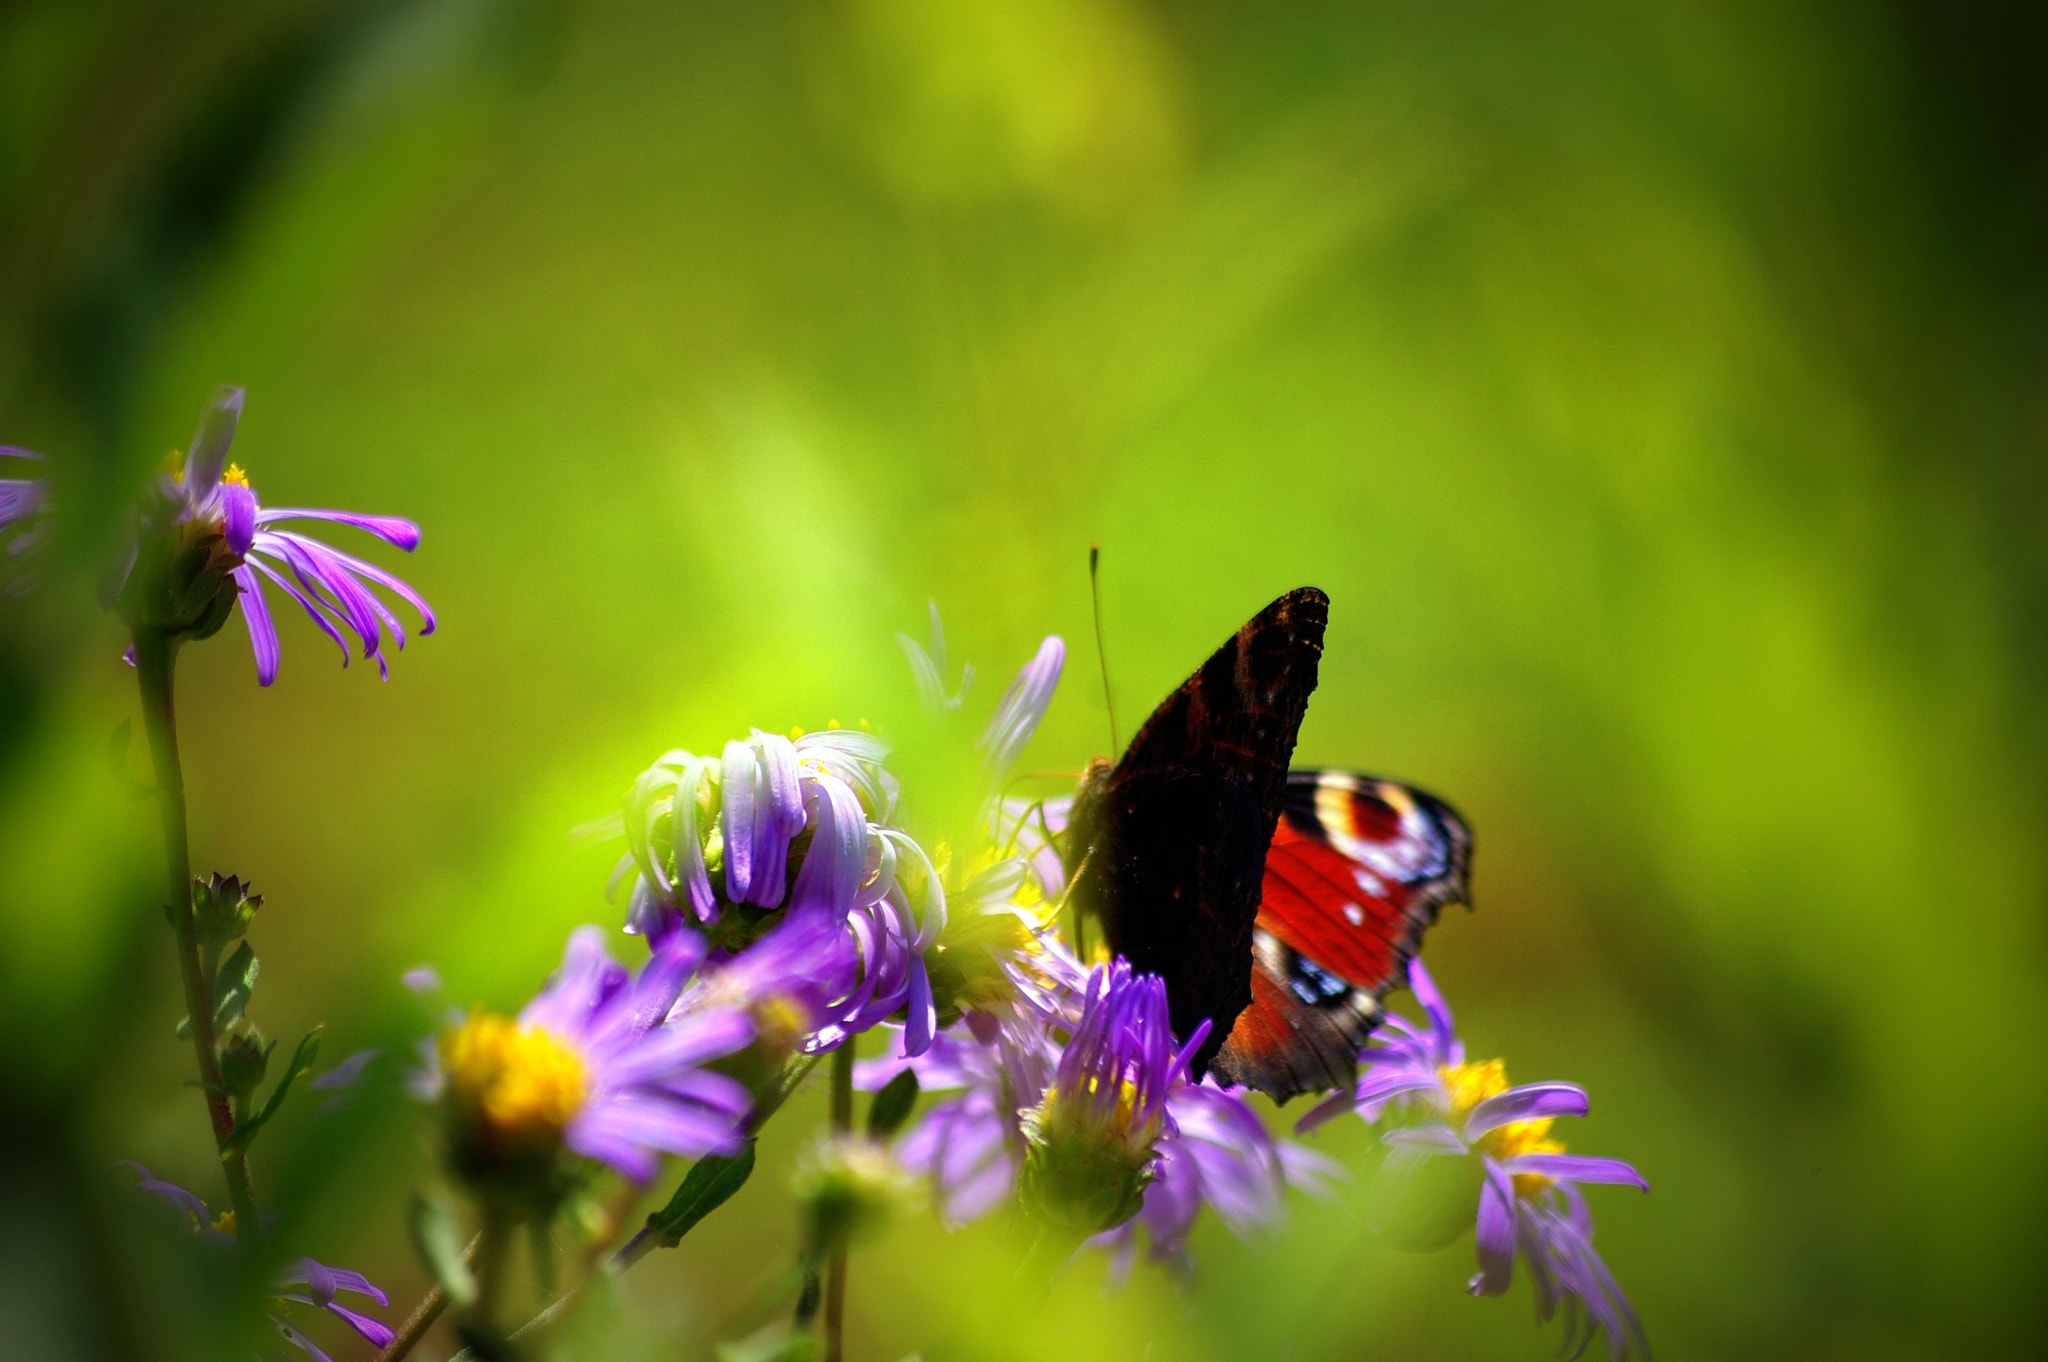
[402,966,441,994]
[231,564,280,685]
[254,507,420,551]
[1463,1082,1589,1141]
[184,387,243,500]
[322,1302,395,1348]
[980,636,1064,782]
[1468,1162,1518,1296]
[271,1316,335,1362]
[1405,959,1460,1066]
[1383,1122,1468,1156]
[721,740,758,902]
[248,556,352,666]
[1499,1154,1649,1191]
[292,536,435,635]
[310,1050,379,1091]
[220,480,256,556]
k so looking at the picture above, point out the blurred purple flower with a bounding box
[118,1163,393,1359]
[141,387,434,685]
[119,1159,212,1231]
[1302,961,1649,1360]
[1092,1081,1341,1284]
[273,1258,394,1357]
[441,927,754,1185]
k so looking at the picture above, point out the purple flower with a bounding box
[1302,961,1649,1360]
[0,446,46,536]
[273,1258,395,1358]
[612,729,946,1055]
[119,1159,214,1231]
[1091,1081,1339,1284]
[118,1163,392,1360]
[139,387,433,685]
[440,927,754,1188]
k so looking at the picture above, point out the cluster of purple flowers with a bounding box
[122,1161,394,1362]
[856,938,1335,1274]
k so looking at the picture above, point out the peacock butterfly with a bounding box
[1062,587,1472,1101]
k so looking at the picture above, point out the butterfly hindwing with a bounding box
[1210,770,1473,1101]
[1065,587,1329,1078]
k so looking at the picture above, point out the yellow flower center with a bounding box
[442,1013,589,1144]
[211,1209,236,1235]
[1440,1058,1567,1199]
[223,463,250,487]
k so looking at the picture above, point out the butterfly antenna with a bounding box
[1090,543,1121,755]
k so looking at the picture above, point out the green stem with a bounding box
[822,1038,854,1362]
[468,1203,518,1346]
[133,629,258,1238]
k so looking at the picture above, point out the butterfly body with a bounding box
[1064,586,1472,1102]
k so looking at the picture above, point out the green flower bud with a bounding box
[218,1022,274,1104]
[790,1135,920,1260]
[193,873,262,949]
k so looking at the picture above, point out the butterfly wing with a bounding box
[1210,770,1473,1101]
[1065,587,1328,1078]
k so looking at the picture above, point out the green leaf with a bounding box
[646,1140,757,1249]
[409,1192,477,1307]
[866,1068,919,1139]
[219,1025,321,1156]
[212,942,258,1028]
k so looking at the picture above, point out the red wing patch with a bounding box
[1210,770,1472,1102]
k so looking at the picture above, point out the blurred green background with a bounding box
[4,1,2046,1358]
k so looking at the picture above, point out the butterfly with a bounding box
[1063,587,1472,1103]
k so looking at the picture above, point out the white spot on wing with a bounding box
[1344,903,1364,925]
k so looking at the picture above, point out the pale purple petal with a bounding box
[980,636,1064,783]
[1463,1082,1589,1141]
[1499,1154,1649,1191]
[311,1050,378,1091]
[1383,1122,1468,1155]
[402,966,441,994]
[721,740,758,902]
[1468,1161,1518,1296]
[184,387,243,499]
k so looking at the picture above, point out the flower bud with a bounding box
[193,873,262,948]
[218,1022,274,1104]
[791,1134,920,1259]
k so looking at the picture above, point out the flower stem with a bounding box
[823,1038,854,1362]
[132,628,258,1238]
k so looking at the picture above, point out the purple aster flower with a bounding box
[611,728,946,1055]
[123,387,433,685]
[1091,1080,1340,1285]
[118,1163,393,1359]
[1301,961,1650,1360]
[272,1258,395,1358]
[119,1159,214,1231]
[1013,960,1205,1236]
[439,926,754,1191]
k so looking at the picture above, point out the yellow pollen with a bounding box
[211,1209,236,1234]
[1442,1058,1568,1199]
[442,1013,589,1142]
[223,463,250,487]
